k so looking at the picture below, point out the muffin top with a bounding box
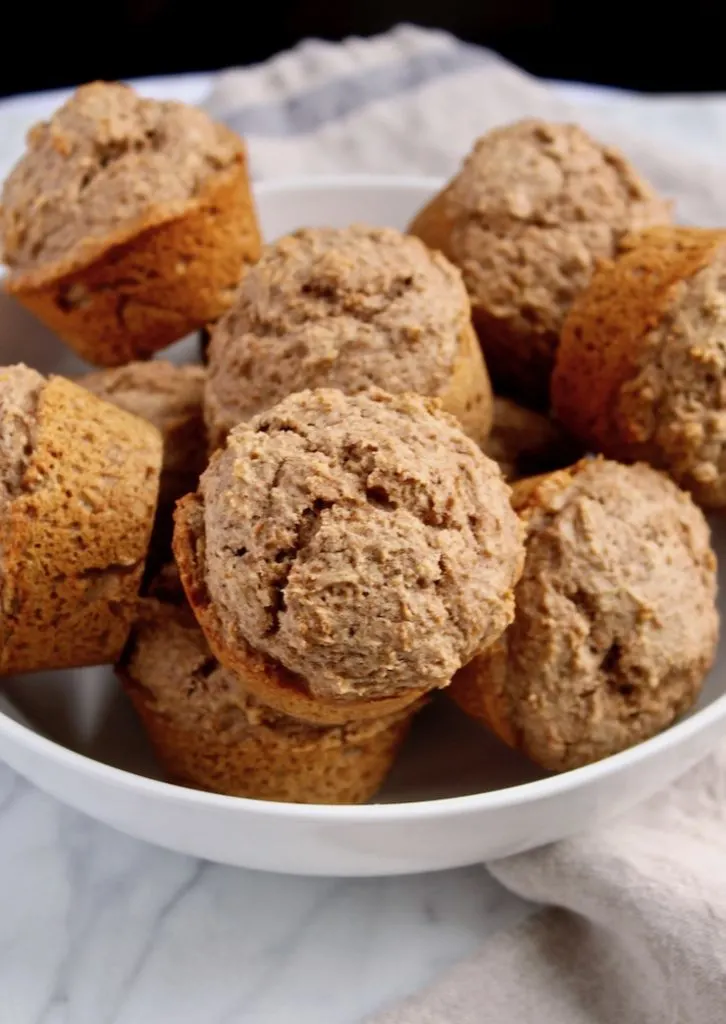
[0,82,243,281]
[80,361,206,487]
[0,364,44,502]
[555,227,726,508]
[439,120,670,339]
[204,225,471,445]
[496,458,718,771]
[200,388,523,700]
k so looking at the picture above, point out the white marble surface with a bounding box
[0,763,530,1024]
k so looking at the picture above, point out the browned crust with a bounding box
[6,151,261,366]
[172,492,431,725]
[120,668,416,804]
[448,640,519,750]
[408,187,458,263]
[438,320,493,446]
[0,376,162,674]
[552,227,726,451]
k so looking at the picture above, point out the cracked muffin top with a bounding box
[204,225,472,446]
[481,458,718,771]
[199,388,524,700]
[440,120,670,336]
[0,81,243,282]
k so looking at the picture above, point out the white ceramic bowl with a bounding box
[0,175,724,877]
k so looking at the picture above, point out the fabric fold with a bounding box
[369,748,726,1023]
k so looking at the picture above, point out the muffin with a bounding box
[204,225,492,450]
[409,120,671,406]
[553,226,726,508]
[174,388,524,724]
[79,360,207,570]
[483,396,581,481]
[0,364,162,674]
[450,458,718,772]
[79,360,206,512]
[119,567,419,803]
[0,82,261,366]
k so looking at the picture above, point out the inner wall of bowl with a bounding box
[0,179,724,803]
[255,178,436,241]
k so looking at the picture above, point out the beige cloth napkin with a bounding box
[207,23,726,225]
[206,26,726,1021]
[370,746,726,1023]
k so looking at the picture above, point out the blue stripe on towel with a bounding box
[222,44,486,137]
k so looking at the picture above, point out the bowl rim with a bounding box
[3,682,724,821]
[1,172,724,823]
[254,173,445,193]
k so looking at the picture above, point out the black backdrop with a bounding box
[3,1,725,97]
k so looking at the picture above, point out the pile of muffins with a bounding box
[0,82,720,803]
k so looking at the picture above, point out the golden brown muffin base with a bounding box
[438,321,493,445]
[7,154,261,366]
[78,361,207,575]
[173,492,431,725]
[0,376,162,674]
[553,227,726,506]
[121,669,416,805]
[449,639,519,751]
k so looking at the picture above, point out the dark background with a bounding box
[2,1,724,97]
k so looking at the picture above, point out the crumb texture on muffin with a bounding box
[454,459,718,771]
[204,225,475,442]
[411,120,670,402]
[554,227,726,508]
[199,388,523,701]
[1,82,242,277]
[120,577,416,803]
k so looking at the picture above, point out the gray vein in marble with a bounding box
[0,763,531,1024]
